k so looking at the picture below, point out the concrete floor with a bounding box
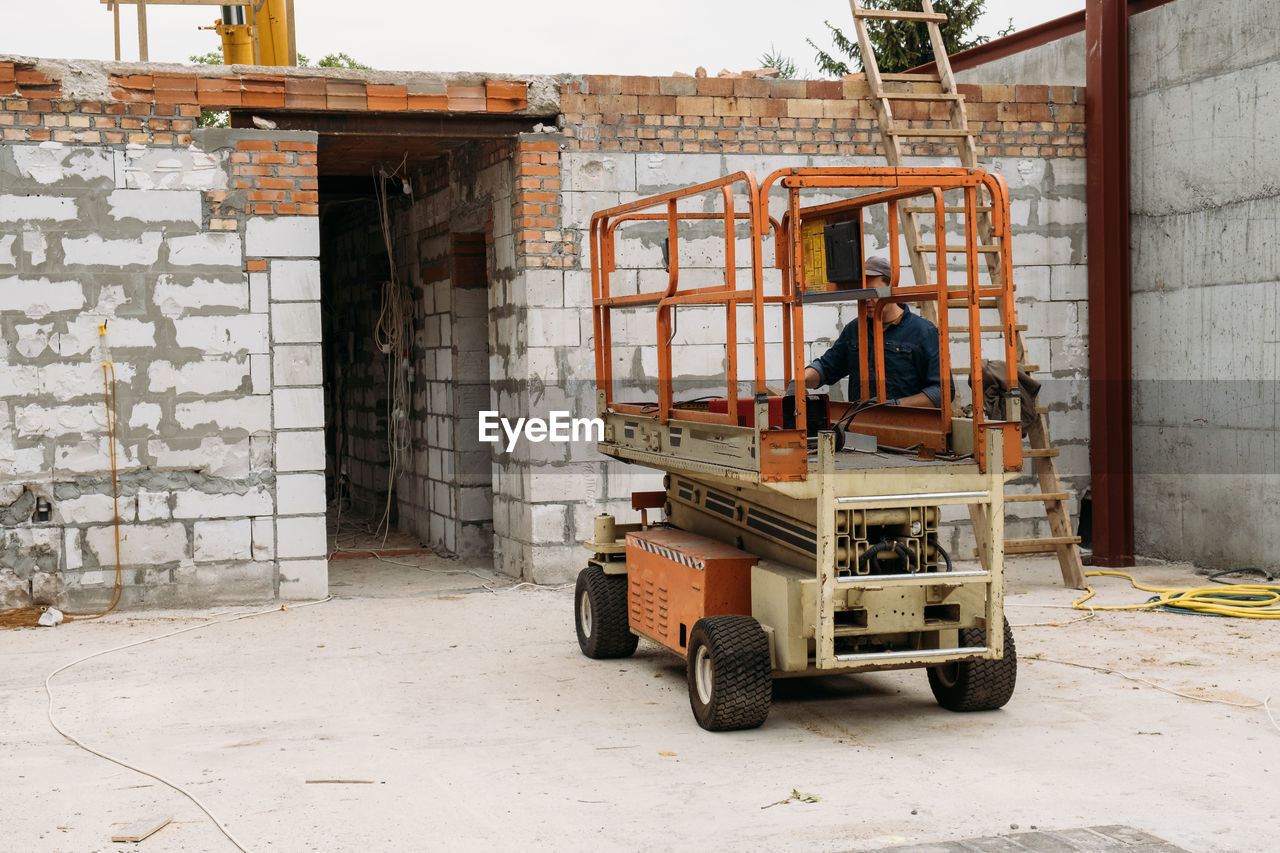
[1,555,1276,853]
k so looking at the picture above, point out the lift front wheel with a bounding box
[686,615,772,731]
[927,619,1017,712]
[574,565,638,659]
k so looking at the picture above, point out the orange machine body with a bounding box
[626,528,757,655]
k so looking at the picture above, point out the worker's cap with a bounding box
[864,255,892,280]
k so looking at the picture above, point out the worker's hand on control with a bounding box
[784,369,822,396]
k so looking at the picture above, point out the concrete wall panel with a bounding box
[1130,0,1280,567]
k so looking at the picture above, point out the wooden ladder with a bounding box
[847,0,1086,588]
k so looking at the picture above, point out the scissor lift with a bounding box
[574,166,1026,731]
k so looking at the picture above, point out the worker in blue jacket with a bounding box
[799,256,944,408]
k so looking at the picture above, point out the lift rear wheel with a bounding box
[927,619,1017,712]
[574,565,638,659]
[686,615,772,731]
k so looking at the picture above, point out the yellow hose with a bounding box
[1073,570,1280,619]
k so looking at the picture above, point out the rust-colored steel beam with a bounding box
[909,0,1179,76]
[1085,0,1135,567]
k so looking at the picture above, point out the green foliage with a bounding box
[299,52,372,70]
[189,49,224,66]
[808,0,993,76]
[195,110,230,128]
[758,44,798,79]
[190,47,372,71]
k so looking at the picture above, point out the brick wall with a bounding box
[560,75,1084,158]
[107,71,529,115]
[513,138,575,269]
[232,138,318,216]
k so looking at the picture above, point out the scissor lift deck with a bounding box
[575,166,1024,730]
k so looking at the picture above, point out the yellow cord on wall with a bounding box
[0,341,123,627]
[1073,570,1280,619]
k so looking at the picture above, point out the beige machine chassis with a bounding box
[587,429,1009,676]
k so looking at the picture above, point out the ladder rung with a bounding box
[882,92,963,102]
[879,73,943,83]
[943,244,1001,253]
[1005,492,1069,504]
[855,9,949,23]
[884,127,973,138]
[951,364,1040,375]
[946,298,1002,308]
[1024,448,1059,458]
[904,205,993,214]
[1004,536,1082,555]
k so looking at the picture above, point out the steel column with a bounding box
[1085,0,1134,567]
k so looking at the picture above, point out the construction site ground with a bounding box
[2,554,1275,853]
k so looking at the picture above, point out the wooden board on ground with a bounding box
[111,815,172,843]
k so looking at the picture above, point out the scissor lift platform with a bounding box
[574,165,1024,730]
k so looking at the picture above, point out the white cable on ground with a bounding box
[44,596,333,851]
[366,551,571,594]
[1025,654,1279,735]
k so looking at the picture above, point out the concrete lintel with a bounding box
[192,127,318,152]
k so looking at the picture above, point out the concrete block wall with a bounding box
[1129,0,1280,568]
[398,140,510,558]
[484,76,1090,582]
[0,116,324,606]
[321,204,390,524]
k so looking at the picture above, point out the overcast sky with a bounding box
[3,1,1083,76]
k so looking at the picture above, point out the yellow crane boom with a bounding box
[101,0,296,66]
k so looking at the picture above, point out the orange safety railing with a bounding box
[590,172,770,426]
[589,166,1020,468]
[761,167,1019,453]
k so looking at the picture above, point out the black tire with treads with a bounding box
[927,618,1017,712]
[686,615,772,731]
[574,565,638,659]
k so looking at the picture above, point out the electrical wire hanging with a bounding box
[370,159,415,541]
